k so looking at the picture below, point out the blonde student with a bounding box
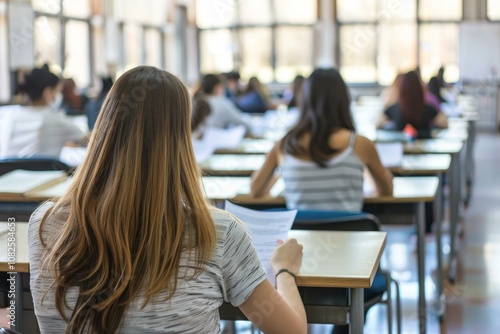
[29,66,306,334]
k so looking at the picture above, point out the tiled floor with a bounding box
[3,133,500,333]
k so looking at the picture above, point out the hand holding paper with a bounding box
[224,201,297,285]
[270,238,303,276]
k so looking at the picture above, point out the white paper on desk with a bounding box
[202,125,246,149]
[224,201,297,286]
[193,140,216,163]
[59,147,87,167]
[376,142,403,168]
[0,170,66,194]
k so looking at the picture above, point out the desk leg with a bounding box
[350,288,364,334]
[416,202,427,334]
[449,153,460,283]
[435,174,445,321]
[10,272,24,333]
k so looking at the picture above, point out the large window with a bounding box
[196,0,317,83]
[33,0,92,87]
[488,0,500,20]
[114,0,168,73]
[337,0,461,84]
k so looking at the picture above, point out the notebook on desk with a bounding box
[0,170,68,199]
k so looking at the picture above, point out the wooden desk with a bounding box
[208,175,437,334]
[1,223,385,334]
[214,138,275,155]
[405,139,464,286]
[221,230,386,334]
[201,153,451,177]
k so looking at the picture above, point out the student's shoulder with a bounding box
[209,208,248,239]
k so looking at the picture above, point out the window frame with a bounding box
[335,0,463,84]
[33,0,93,88]
[487,0,500,21]
[195,0,318,83]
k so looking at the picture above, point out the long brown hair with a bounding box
[280,68,355,167]
[39,66,217,333]
[399,71,426,128]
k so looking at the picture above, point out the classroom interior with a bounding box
[1,0,500,333]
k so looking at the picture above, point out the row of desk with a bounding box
[0,106,476,334]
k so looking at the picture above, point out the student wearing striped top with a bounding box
[251,68,393,211]
[251,69,393,334]
[29,66,306,334]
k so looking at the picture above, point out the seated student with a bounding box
[0,66,86,159]
[197,74,250,129]
[191,92,212,139]
[28,66,307,334]
[85,76,113,130]
[224,71,242,100]
[379,71,447,139]
[61,78,88,115]
[236,77,273,114]
[284,75,305,109]
[251,68,393,212]
[251,69,392,334]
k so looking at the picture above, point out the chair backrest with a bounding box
[292,210,381,232]
[0,158,71,176]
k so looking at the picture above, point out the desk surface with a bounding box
[404,139,464,155]
[0,175,439,205]
[0,221,29,273]
[215,136,465,156]
[201,154,451,176]
[215,176,439,205]
[290,230,386,288]
[0,222,385,289]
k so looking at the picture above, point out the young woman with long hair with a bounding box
[236,76,274,114]
[251,68,392,212]
[29,66,306,334]
[380,71,447,138]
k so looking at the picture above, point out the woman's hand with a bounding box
[270,239,303,275]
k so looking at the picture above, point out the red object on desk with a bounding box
[403,124,418,141]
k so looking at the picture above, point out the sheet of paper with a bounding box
[59,146,88,167]
[376,142,404,168]
[224,201,297,285]
[193,140,216,163]
[202,125,246,149]
[0,170,67,195]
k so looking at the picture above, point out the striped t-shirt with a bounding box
[28,202,267,333]
[281,133,364,211]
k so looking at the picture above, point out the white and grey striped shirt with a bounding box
[29,202,267,333]
[281,133,364,212]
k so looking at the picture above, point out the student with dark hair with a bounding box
[191,92,212,138]
[197,74,250,129]
[236,77,273,114]
[224,71,242,99]
[0,66,86,158]
[428,76,447,103]
[61,78,88,115]
[285,75,305,109]
[29,66,307,334]
[251,69,392,334]
[251,68,393,210]
[85,76,114,129]
[380,71,447,139]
